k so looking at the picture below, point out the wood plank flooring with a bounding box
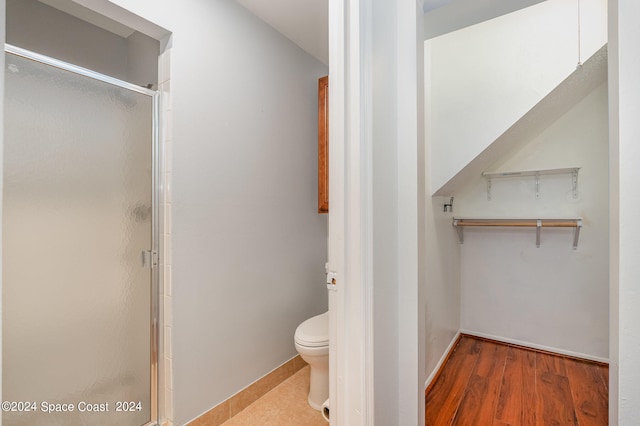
[425,335,608,426]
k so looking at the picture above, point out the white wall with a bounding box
[6,0,158,87]
[0,0,5,412]
[608,3,619,421]
[371,0,424,423]
[423,196,461,379]
[423,43,461,385]
[427,0,607,194]
[610,0,640,423]
[372,0,399,421]
[100,1,329,425]
[455,82,609,359]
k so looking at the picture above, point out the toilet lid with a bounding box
[295,312,329,347]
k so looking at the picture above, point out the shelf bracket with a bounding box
[453,219,464,244]
[486,177,492,201]
[572,169,579,199]
[535,173,541,200]
[536,220,542,247]
[573,218,583,249]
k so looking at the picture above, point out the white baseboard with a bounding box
[424,330,461,391]
[460,329,610,365]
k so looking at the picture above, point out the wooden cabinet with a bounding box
[318,76,329,213]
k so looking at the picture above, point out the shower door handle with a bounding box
[142,250,158,268]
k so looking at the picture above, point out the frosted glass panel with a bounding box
[3,53,153,426]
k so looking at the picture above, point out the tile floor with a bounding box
[221,366,327,425]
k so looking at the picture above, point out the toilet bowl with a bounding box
[294,312,329,411]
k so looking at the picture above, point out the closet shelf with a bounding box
[482,167,580,200]
[452,218,583,249]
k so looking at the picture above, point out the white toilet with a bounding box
[294,311,329,410]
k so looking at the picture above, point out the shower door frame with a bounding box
[4,43,160,426]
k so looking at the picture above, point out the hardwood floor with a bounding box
[425,335,608,426]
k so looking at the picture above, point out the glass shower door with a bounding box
[3,47,157,426]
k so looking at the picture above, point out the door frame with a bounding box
[327,0,425,424]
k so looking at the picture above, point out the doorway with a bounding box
[2,45,159,426]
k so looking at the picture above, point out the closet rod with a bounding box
[452,218,582,248]
[454,219,579,227]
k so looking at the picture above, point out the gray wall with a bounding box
[167,4,328,423]
[98,0,328,424]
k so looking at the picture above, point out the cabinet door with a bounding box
[318,76,329,213]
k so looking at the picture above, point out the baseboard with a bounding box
[424,331,462,393]
[186,355,307,426]
[460,329,609,365]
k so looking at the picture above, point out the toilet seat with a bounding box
[294,312,328,347]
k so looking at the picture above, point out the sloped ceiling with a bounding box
[233,0,544,65]
[232,0,457,65]
[424,0,456,13]
[235,0,329,65]
[424,0,546,39]
[434,45,608,196]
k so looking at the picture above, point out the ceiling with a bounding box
[234,0,456,65]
